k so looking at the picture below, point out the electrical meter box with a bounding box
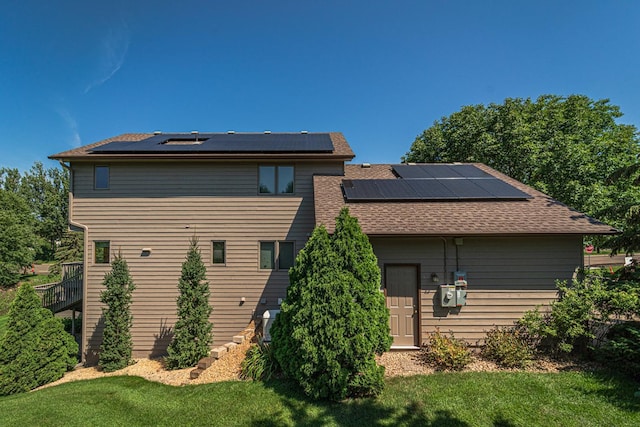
[440,285,457,308]
[454,271,467,306]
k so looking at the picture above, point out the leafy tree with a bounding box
[404,95,640,250]
[48,230,84,277]
[0,190,38,287]
[272,216,390,400]
[0,283,77,395]
[19,162,69,260]
[165,237,213,369]
[99,253,136,372]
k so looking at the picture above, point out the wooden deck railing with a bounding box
[35,262,83,313]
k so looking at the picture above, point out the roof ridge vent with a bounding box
[264,130,271,134]
[153,130,162,135]
[361,163,371,168]
[227,130,235,134]
[300,130,308,134]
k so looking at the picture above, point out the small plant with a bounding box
[595,321,640,379]
[481,326,533,369]
[422,328,472,371]
[240,339,280,381]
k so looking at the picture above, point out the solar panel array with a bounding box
[342,164,531,202]
[90,133,334,153]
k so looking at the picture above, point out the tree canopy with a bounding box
[404,95,640,253]
[0,162,70,285]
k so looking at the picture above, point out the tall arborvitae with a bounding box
[99,253,136,372]
[0,283,77,395]
[271,218,389,400]
[165,237,213,369]
[333,207,392,355]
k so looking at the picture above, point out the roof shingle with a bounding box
[314,163,617,236]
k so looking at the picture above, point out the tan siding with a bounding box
[72,160,343,363]
[371,236,582,345]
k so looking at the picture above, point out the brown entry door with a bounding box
[385,265,419,347]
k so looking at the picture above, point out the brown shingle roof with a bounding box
[314,163,618,236]
[50,132,355,161]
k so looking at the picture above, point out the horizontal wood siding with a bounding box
[371,236,582,345]
[72,161,343,362]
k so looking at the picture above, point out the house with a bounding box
[50,132,616,364]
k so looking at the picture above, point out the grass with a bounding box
[20,272,59,287]
[0,371,637,426]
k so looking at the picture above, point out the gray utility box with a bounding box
[440,285,457,308]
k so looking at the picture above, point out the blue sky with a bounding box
[1,1,639,171]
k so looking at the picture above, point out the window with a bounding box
[95,241,110,264]
[212,241,226,265]
[259,165,294,194]
[260,241,295,270]
[260,242,275,269]
[95,166,110,190]
[278,241,295,270]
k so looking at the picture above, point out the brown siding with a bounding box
[371,236,582,345]
[71,160,343,363]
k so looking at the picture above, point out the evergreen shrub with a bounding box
[166,237,213,369]
[271,208,391,401]
[0,283,77,395]
[99,254,136,372]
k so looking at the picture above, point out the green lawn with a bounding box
[0,371,637,426]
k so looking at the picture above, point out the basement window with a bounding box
[95,241,110,264]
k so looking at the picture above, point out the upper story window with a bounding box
[259,165,294,195]
[95,166,110,190]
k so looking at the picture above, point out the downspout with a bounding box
[59,160,89,365]
[439,237,448,284]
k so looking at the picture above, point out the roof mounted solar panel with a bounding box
[342,178,531,202]
[90,133,335,153]
[393,164,491,179]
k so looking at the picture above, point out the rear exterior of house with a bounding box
[51,132,616,363]
[51,132,353,363]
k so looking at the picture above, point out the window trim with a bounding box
[259,240,295,271]
[258,165,295,195]
[94,165,110,190]
[212,240,226,266]
[94,241,110,264]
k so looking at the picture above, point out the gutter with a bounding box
[58,160,89,365]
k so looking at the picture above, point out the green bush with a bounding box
[595,322,640,379]
[240,340,280,381]
[99,254,136,372]
[0,283,77,395]
[481,326,533,369]
[166,237,213,369]
[271,209,390,401]
[422,328,472,371]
